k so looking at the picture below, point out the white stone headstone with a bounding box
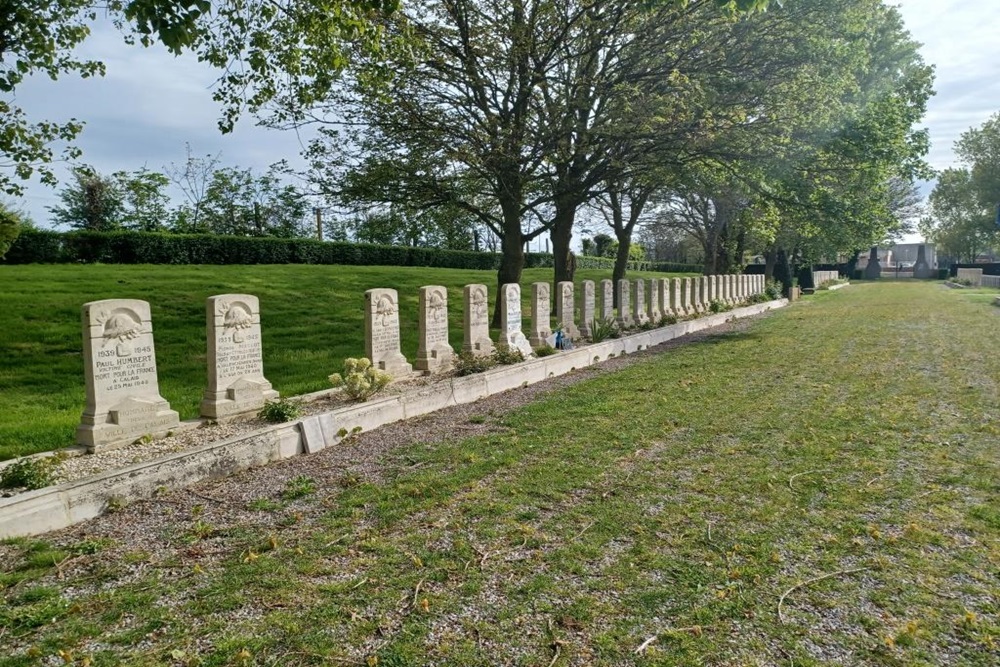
[201,294,278,419]
[709,275,718,304]
[682,278,693,314]
[701,275,710,310]
[581,280,596,338]
[691,277,703,314]
[633,279,649,326]
[616,280,634,328]
[600,279,614,322]
[416,285,454,373]
[530,282,552,349]
[77,299,179,453]
[556,281,581,339]
[462,284,494,357]
[660,278,672,316]
[365,288,413,376]
[672,278,684,316]
[648,279,661,323]
[498,283,534,357]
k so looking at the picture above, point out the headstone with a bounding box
[498,283,534,357]
[616,279,634,328]
[365,288,413,376]
[956,268,984,286]
[660,278,672,316]
[581,280,596,338]
[863,246,882,279]
[633,279,649,325]
[556,281,581,339]
[700,275,710,311]
[682,277,693,314]
[529,282,552,349]
[913,245,932,279]
[691,277,704,313]
[648,279,662,323]
[201,294,278,419]
[672,278,685,316]
[600,279,614,322]
[77,299,180,453]
[462,284,494,357]
[415,285,454,373]
[725,275,734,303]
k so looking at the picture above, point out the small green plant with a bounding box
[492,347,525,366]
[951,277,974,286]
[329,357,391,402]
[282,475,316,500]
[638,320,657,331]
[658,314,678,326]
[0,456,60,490]
[257,397,303,423]
[709,299,732,313]
[534,344,558,357]
[764,279,784,300]
[588,317,620,343]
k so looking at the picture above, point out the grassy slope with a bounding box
[1,281,998,666]
[0,264,687,460]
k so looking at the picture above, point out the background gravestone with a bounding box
[648,279,661,323]
[660,278,672,316]
[682,277,693,314]
[600,279,614,321]
[463,284,495,357]
[616,280,634,328]
[691,276,703,313]
[530,282,552,349]
[633,279,649,326]
[581,280,596,338]
[672,278,684,316]
[201,294,278,419]
[556,281,581,339]
[365,288,413,376]
[416,285,454,373]
[77,299,179,453]
[498,283,534,357]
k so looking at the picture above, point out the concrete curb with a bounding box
[0,299,788,539]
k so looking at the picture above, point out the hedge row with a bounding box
[2,229,701,273]
[4,230,495,269]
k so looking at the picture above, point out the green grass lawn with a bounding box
[0,264,689,460]
[2,281,999,665]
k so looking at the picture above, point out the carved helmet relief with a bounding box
[375,294,397,327]
[539,284,549,299]
[97,308,142,357]
[471,286,487,321]
[428,289,447,322]
[220,301,253,343]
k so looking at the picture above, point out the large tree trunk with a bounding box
[551,196,578,284]
[774,248,793,292]
[491,185,526,328]
[764,246,777,281]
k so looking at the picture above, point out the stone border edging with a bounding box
[0,299,788,539]
[826,283,850,291]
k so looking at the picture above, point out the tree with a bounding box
[49,167,124,231]
[114,168,172,231]
[199,166,310,237]
[0,0,398,195]
[923,168,995,262]
[0,201,32,259]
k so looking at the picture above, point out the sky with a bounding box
[10,0,1000,241]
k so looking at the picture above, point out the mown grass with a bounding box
[1,281,998,665]
[0,264,686,460]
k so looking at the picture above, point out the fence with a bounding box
[981,275,1000,288]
